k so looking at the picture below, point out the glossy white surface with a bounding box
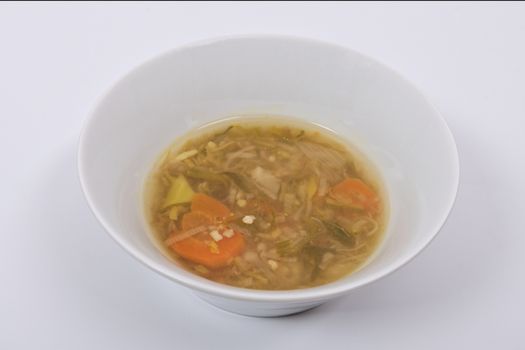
[1,1,524,347]
[78,36,458,316]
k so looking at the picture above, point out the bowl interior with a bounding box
[79,36,458,300]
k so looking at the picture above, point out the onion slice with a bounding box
[165,225,208,245]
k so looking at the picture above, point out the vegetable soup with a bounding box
[144,118,387,290]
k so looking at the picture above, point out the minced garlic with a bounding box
[209,230,223,241]
[242,215,256,224]
[223,229,235,238]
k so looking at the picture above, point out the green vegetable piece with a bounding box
[185,167,229,185]
[322,220,356,246]
[168,205,187,220]
[275,239,293,256]
[162,175,194,208]
[223,172,253,192]
[307,217,326,234]
[168,206,179,220]
[276,237,309,256]
[302,245,326,280]
[216,125,233,137]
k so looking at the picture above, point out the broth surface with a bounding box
[145,117,387,290]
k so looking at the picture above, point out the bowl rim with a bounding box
[78,34,460,303]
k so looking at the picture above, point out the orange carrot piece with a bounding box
[181,211,213,231]
[167,193,242,268]
[170,231,245,269]
[191,193,231,220]
[330,178,380,214]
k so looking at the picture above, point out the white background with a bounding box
[1,2,524,349]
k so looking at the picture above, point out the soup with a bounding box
[144,118,387,290]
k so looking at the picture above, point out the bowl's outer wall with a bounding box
[78,36,459,316]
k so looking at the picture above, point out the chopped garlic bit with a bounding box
[209,230,223,241]
[267,259,278,271]
[207,141,217,149]
[223,229,234,238]
[268,155,276,162]
[175,149,198,161]
[237,199,247,207]
[242,215,256,224]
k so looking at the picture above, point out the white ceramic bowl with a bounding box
[78,36,459,317]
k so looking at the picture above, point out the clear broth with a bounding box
[144,116,387,290]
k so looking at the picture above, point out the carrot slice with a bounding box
[166,193,243,268]
[171,231,245,269]
[181,211,213,231]
[191,193,231,220]
[330,178,380,214]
